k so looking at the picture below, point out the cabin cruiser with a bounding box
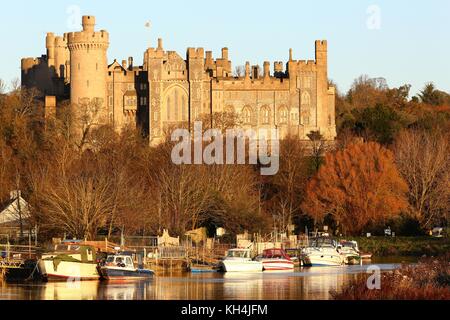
[98,253,154,280]
[38,243,100,281]
[255,249,294,271]
[301,237,344,267]
[337,240,361,265]
[219,248,263,272]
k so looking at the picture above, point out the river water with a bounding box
[0,258,415,300]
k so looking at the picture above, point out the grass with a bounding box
[332,254,450,300]
[338,236,450,257]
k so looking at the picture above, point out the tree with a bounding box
[394,130,449,229]
[418,83,450,106]
[266,137,309,233]
[301,141,409,235]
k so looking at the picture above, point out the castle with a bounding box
[21,16,336,145]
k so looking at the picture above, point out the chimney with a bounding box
[122,60,127,69]
[263,61,270,79]
[245,62,250,79]
[157,38,163,50]
[128,57,133,69]
[222,48,229,61]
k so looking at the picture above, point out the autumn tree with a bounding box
[301,141,409,235]
[394,130,449,229]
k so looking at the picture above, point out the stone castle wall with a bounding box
[21,16,336,144]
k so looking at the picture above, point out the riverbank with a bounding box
[332,255,450,300]
[343,236,449,257]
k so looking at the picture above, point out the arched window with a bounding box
[301,91,311,106]
[242,106,252,124]
[279,106,288,124]
[261,106,270,124]
[164,86,188,122]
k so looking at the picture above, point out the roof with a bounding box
[0,193,31,225]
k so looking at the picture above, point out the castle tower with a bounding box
[315,40,331,134]
[67,15,109,133]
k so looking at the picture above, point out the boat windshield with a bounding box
[310,238,336,248]
[227,250,250,258]
[341,241,357,248]
[263,249,289,259]
[106,256,115,263]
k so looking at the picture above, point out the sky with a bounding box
[1,0,449,95]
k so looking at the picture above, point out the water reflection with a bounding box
[0,263,403,300]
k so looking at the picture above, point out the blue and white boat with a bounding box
[98,254,154,280]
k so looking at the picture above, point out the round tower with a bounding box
[67,15,109,132]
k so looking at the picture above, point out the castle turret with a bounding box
[67,15,109,133]
[315,40,329,132]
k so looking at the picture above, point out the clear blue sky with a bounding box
[1,0,449,95]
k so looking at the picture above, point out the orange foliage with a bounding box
[301,141,409,235]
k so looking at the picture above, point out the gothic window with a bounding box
[279,106,288,124]
[261,106,270,124]
[164,86,189,122]
[301,91,311,106]
[242,106,252,124]
[303,76,312,89]
[108,96,113,107]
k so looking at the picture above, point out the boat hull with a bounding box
[259,259,294,271]
[38,259,100,281]
[302,253,343,267]
[99,266,154,280]
[219,260,263,272]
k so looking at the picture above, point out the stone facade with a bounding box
[21,16,336,144]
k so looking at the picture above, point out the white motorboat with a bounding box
[301,237,344,267]
[38,243,100,281]
[219,248,263,272]
[337,240,361,265]
[256,248,294,271]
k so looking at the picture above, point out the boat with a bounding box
[38,243,100,281]
[337,240,361,265]
[256,249,294,271]
[284,248,302,267]
[98,253,154,280]
[301,237,344,267]
[2,259,40,282]
[218,248,263,272]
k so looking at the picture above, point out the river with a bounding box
[0,258,416,300]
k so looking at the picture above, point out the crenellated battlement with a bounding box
[315,40,327,51]
[67,30,109,47]
[187,47,205,59]
[21,14,336,143]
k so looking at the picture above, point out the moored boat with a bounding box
[38,243,100,281]
[98,253,154,280]
[301,237,344,267]
[219,248,263,272]
[256,249,294,271]
[337,240,361,265]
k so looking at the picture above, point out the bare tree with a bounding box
[233,66,245,77]
[394,130,450,229]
